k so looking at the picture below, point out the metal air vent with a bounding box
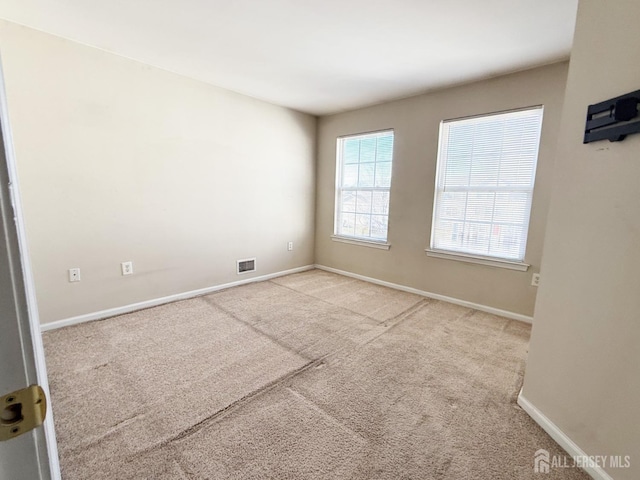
[237,258,256,274]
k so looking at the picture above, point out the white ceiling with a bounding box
[0,0,578,116]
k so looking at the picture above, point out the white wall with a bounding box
[0,21,316,324]
[315,63,568,317]
[521,1,640,478]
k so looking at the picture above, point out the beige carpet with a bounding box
[43,269,589,479]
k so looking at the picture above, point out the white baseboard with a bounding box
[314,264,533,324]
[41,265,315,332]
[517,392,613,480]
[43,263,532,331]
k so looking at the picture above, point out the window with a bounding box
[429,107,543,265]
[334,130,394,244]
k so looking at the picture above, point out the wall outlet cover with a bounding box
[531,273,540,287]
[68,268,81,282]
[121,261,133,276]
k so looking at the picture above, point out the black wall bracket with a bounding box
[583,89,640,143]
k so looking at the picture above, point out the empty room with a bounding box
[0,0,638,479]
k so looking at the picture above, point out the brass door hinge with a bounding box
[0,385,47,441]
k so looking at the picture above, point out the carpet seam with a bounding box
[267,276,424,326]
[134,354,330,455]
[200,295,314,362]
[204,279,429,365]
[203,295,364,363]
[134,294,432,456]
[353,298,432,349]
[285,387,368,442]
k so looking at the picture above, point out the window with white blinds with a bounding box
[335,130,394,242]
[430,107,543,262]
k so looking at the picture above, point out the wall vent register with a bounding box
[237,258,256,274]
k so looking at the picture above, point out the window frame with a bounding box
[333,129,394,247]
[427,106,544,270]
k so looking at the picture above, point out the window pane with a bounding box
[489,224,524,259]
[376,135,394,162]
[355,214,371,237]
[469,123,500,186]
[340,213,356,237]
[342,191,356,213]
[498,154,535,186]
[493,192,529,224]
[370,215,388,239]
[444,127,472,187]
[355,191,372,214]
[343,139,360,164]
[358,163,375,187]
[463,222,491,255]
[438,192,466,221]
[372,191,390,214]
[433,220,465,250]
[466,192,494,222]
[374,162,392,188]
[343,164,358,188]
[360,137,376,163]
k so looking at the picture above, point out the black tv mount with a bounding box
[583,89,640,143]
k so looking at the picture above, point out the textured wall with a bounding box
[522,1,640,478]
[0,21,316,323]
[315,62,569,317]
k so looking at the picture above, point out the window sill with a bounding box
[331,235,391,250]
[425,248,530,271]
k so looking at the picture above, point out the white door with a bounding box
[0,57,60,479]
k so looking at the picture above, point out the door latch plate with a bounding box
[0,385,47,441]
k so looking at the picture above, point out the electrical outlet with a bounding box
[68,268,81,282]
[531,273,540,287]
[287,241,293,251]
[121,261,133,276]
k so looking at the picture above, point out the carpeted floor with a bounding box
[43,269,589,479]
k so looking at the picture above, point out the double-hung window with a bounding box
[429,107,543,268]
[334,130,394,244]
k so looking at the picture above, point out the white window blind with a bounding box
[431,107,543,261]
[335,130,394,242]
